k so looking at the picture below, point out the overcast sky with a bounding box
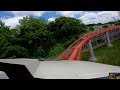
[0,11,119,28]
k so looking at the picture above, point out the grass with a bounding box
[46,43,65,60]
[82,39,120,66]
[47,53,62,60]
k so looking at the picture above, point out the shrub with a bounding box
[48,43,65,57]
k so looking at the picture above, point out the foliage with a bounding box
[48,43,65,58]
[18,16,52,57]
[0,20,29,58]
[63,37,76,48]
[5,45,29,58]
[47,16,87,43]
[102,24,109,28]
[85,26,94,33]
[114,20,120,25]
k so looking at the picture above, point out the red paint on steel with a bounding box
[58,25,120,61]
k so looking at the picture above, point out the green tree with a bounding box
[18,16,52,57]
[102,24,109,28]
[0,20,10,58]
[0,20,29,58]
[114,20,120,25]
[86,26,94,32]
[5,45,29,58]
[47,16,87,44]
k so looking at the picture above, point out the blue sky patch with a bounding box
[0,11,119,28]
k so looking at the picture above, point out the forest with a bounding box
[0,16,120,59]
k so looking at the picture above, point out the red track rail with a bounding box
[58,25,120,61]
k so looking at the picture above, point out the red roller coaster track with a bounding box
[58,25,120,61]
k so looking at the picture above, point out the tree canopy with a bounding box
[47,16,87,43]
[18,16,52,57]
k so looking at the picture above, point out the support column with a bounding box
[116,30,119,37]
[112,31,114,39]
[109,32,112,40]
[113,31,116,38]
[104,34,107,43]
[116,30,119,38]
[95,38,98,46]
[88,40,97,61]
[106,32,113,47]
[119,30,120,37]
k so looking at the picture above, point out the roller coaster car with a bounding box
[0,59,120,79]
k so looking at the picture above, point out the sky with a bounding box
[0,11,120,28]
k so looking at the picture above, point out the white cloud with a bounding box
[48,17,55,22]
[1,11,47,28]
[79,12,97,21]
[10,11,46,17]
[56,11,83,17]
[79,11,120,24]
[1,16,24,28]
[1,11,120,28]
[98,11,118,17]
